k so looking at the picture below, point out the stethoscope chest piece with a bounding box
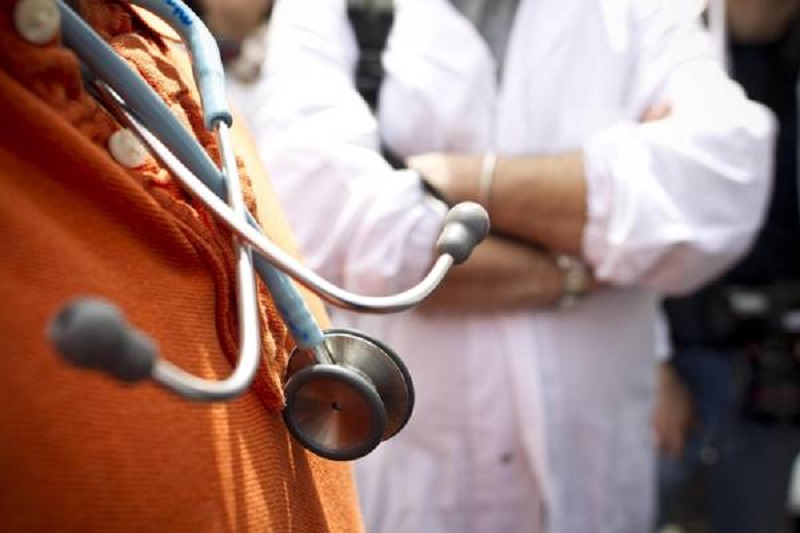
[283,329,414,461]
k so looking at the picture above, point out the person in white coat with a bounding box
[228,0,775,531]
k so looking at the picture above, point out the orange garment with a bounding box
[0,0,362,531]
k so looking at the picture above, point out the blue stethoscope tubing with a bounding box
[57,0,488,318]
[51,0,489,404]
[57,0,327,352]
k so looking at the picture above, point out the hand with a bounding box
[406,152,482,205]
[652,363,695,459]
[419,236,565,313]
[640,102,672,123]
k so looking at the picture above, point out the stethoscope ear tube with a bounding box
[127,0,231,129]
[103,79,487,314]
[60,0,491,318]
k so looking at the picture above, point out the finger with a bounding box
[640,102,673,123]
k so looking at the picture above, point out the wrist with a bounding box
[459,154,484,205]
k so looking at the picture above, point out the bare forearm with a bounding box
[489,151,587,255]
[420,235,564,313]
[409,150,589,254]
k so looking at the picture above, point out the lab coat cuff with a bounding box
[581,122,641,285]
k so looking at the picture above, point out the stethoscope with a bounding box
[46,0,489,461]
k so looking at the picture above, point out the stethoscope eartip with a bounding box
[437,201,491,264]
[447,201,491,239]
[48,298,157,382]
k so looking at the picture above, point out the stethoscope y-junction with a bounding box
[45,0,489,461]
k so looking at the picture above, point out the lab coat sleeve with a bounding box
[581,0,776,295]
[248,0,447,296]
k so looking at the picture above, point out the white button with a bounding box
[108,129,148,169]
[14,0,60,45]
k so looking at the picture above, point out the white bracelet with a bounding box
[478,152,497,210]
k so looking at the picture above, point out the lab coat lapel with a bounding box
[499,0,634,152]
[380,0,496,154]
[498,0,595,152]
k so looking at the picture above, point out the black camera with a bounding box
[710,283,800,424]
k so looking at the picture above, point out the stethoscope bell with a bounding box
[283,329,414,461]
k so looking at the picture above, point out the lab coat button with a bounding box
[108,129,148,169]
[500,452,513,465]
[14,0,60,45]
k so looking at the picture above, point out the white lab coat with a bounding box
[227,0,774,531]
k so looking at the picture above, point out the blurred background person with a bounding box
[656,0,800,532]
[231,0,773,531]
[189,2,769,532]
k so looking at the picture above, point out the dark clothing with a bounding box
[659,348,800,533]
[659,23,800,533]
[666,26,800,349]
[726,33,800,285]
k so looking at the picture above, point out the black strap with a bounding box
[345,1,448,203]
[347,2,394,111]
[347,2,403,168]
